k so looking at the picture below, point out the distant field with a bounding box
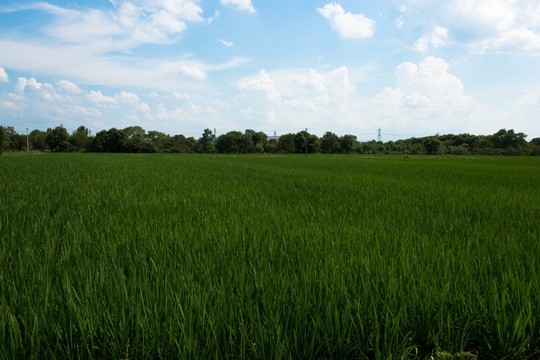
[0,153,538,359]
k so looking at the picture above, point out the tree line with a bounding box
[1,125,539,156]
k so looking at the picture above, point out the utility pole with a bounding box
[305,128,308,158]
[26,128,29,152]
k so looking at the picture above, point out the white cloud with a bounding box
[220,0,256,13]
[0,100,17,110]
[369,57,477,133]
[87,90,118,106]
[179,64,207,80]
[0,39,247,91]
[57,80,82,94]
[15,78,27,94]
[207,10,221,24]
[294,69,327,92]
[240,106,253,117]
[117,90,140,105]
[0,67,8,82]
[317,3,375,39]
[413,26,449,52]
[237,70,281,102]
[1,74,108,124]
[393,57,474,108]
[174,92,190,100]
[142,0,205,22]
[218,39,234,47]
[515,91,540,107]
[241,67,355,99]
[395,0,540,53]
[235,67,359,130]
[53,104,102,118]
[14,77,63,101]
[150,10,187,33]
[136,102,152,120]
[153,101,223,131]
[3,1,207,54]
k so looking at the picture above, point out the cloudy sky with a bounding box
[1,0,540,140]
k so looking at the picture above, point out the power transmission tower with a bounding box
[378,128,382,142]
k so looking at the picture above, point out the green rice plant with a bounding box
[0,153,538,359]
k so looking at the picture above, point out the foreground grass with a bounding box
[0,153,538,359]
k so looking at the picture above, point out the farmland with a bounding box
[0,153,539,359]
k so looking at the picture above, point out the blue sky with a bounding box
[1,0,540,140]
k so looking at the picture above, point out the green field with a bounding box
[0,153,538,359]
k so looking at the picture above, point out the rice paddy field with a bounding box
[0,153,539,359]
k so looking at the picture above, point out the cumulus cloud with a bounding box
[237,70,281,102]
[136,102,152,120]
[0,74,108,124]
[218,39,234,47]
[57,80,82,94]
[235,67,359,130]
[515,91,540,107]
[174,92,190,100]
[150,10,187,33]
[294,69,327,93]
[179,64,207,80]
[413,26,449,52]
[153,101,223,131]
[220,0,256,13]
[0,100,17,110]
[7,0,206,50]
[87,90,118,106]
[370,57,477,133]
[0,67,8,82]
[317,3,375,39]
[395,0,540,53]
[14,77,64,101]
[53,104,102,118]
[117,90,140,105]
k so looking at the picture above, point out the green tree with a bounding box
[321,132,341,153]
[529,138,540,155]
[423,137,441,155]
[265,139,278,153]
[277,133,296,153]
[216,131,242,153]
[89,128,127,152]
[308,134,320,153]
[46,126,70,152]
[240,130,255,153]
[146,130,171,152]
[122,126,154,153]
[491,129,527,149]
[294,130,309,154]
[339,134,357,153]
[68,126,90,152]
[2,126,25,151]
[30,130,47,151]
[252,130,268,153]
[0,126,4,155]
[171,135,196,153]
[185,137,198,153]
[408,143,426,155]
[198,128,215,153]
[123,126,146,139]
